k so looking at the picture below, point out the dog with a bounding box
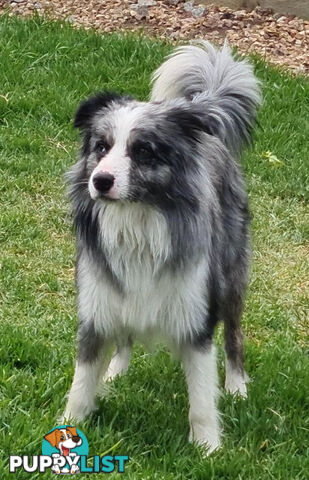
[63,41,261,454]
[44,426,82,474]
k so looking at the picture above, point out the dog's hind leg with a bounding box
[181,342,221,455]
[103,338,132,382]
[62,320,113,423]
[222,285,248,398]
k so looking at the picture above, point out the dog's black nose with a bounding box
[93,172,115,193]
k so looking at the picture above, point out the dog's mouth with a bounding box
[62,446,70,457]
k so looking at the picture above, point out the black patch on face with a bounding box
[125,106,214,270]
[128,134,175,200]
[129,139,160,169]
[128,118,202,203]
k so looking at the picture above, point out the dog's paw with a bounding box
[60,402,96,424]
[103,352,129,382]
[189,425,221,456]
[225,371,248,398]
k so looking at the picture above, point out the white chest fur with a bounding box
[78,203,208,345]
[99,202,171,285]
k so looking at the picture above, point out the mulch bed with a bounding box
[1,0,309,75]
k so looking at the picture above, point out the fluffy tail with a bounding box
[151,41,261,155]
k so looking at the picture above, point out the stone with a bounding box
[66,15,76,23]
[222,19,233,27]
[294,65,306,74]
[138,0,156,6]
[130,4,149,20]
[295,32,305,39]
[183,1,194,13]
[192,6,206,18]
[221,12,234,20]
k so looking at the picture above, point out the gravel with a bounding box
[1,0,308,75]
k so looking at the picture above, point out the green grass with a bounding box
[0,14,308,480]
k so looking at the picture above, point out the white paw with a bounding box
[60,400,96,424]
[189,424,221,456]
[225,371,248,398]
[103,352,129,382]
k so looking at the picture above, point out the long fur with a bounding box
[63,41,261,454]
[151,41,261,155]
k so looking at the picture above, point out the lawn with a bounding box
[0,13,308,480]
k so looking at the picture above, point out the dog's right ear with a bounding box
[74,92,124,130]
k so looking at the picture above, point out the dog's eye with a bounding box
[138,145,153,158]
[67,433,71,438]
[60,435,65,441]
[133,142,155,165]
[95,140,109,156]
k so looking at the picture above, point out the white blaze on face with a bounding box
[89,105,145,201]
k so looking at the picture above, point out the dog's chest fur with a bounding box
[78,203,208,345]
[99,202,171,286]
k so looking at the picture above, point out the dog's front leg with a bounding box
[63,320,112,423]
[181,342,221,455]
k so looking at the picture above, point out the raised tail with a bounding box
[151,41,261,155]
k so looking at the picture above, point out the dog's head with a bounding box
[69,91,216,208]
[44,427,82,454]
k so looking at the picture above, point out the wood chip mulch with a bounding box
[1,0,309,75]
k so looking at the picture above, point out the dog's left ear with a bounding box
[74,91,130,130]
[166,104,220,140]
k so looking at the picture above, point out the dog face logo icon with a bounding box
[10,426,128,474]
[42,425,88,475]
[44,426,82,457]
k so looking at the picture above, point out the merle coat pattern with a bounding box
[63,41,261,455]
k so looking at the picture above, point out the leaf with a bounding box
[259,439,269,451]
[262,151,284,167]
